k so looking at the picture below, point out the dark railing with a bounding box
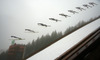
[55,27,100,60]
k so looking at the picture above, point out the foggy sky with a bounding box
[0,0,100,51]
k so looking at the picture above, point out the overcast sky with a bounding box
[0,0,100,51]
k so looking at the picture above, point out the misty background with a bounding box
[0,0,100,51]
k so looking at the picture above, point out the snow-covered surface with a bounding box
[27,18,100,60]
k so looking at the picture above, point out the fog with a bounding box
[0,0,100,50]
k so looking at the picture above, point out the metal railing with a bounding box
[55,27,100,60]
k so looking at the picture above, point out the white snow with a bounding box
[27,18,100,60]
